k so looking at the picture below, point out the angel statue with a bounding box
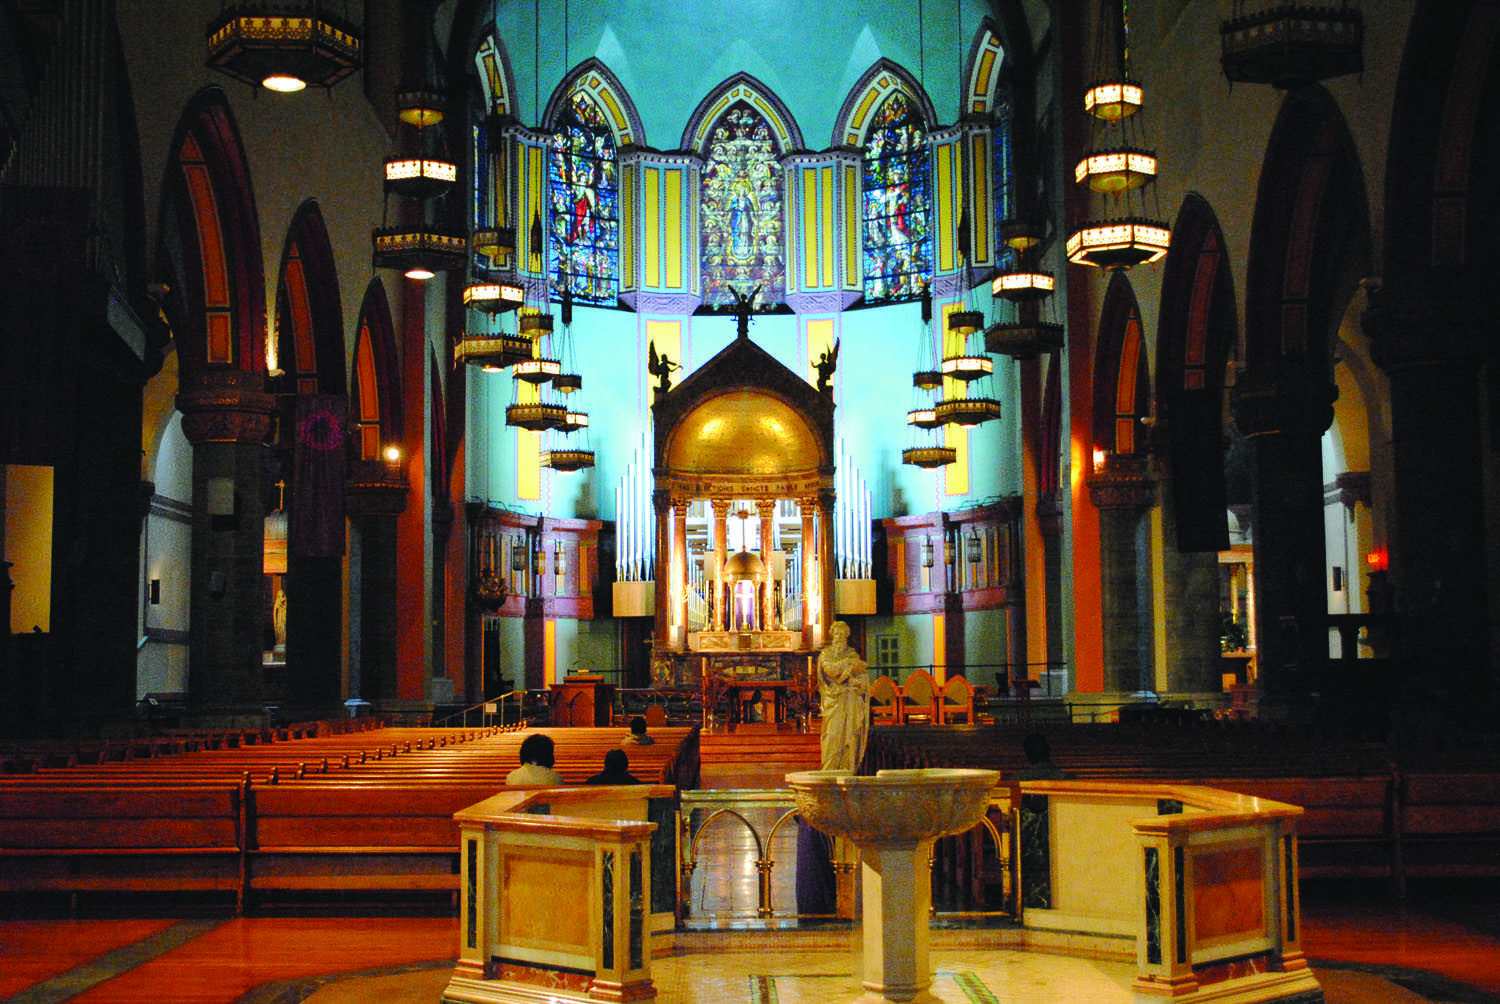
[817,620,870,772]
[815,338,840,393]
[648,340,680,393]
[728,284,763,340]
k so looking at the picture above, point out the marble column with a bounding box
[176,368,277,725]
[652,490,672,651]
[758,500,776,631]
[816,491,836,647]
[800,499,816,648]
[673,501,689,649]
[712,498,730,631]
[1087,453,1157,696]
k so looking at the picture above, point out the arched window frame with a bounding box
[685,75,801,307]
[836,63,938,304]
[541,60,641,305]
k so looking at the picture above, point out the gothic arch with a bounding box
[473,30,518,120]
[158,88,265,374]
[542,57,644,146]
[681,73,803,154]
[274,200,345,397]
[833,58,938,148]
[351,279,401,463]
[1156,192,1237,552]
[1242,85,1369,410]
[1092,272,1151,459]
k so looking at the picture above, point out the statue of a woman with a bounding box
[817,621,870,771]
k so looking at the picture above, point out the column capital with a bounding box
[1086,453,1157,511]
[175,369,277,445]
[1230,372,1335,439]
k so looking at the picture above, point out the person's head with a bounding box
[1022,732,1052,765]
[603,748,630,774]
[829,621,849,645]
[629,716,648,737]
[519,733,555,768]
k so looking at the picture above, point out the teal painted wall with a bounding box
[492,1,995,145]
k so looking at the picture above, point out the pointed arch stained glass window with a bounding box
[700,101,785,307]
[549,92,618,303]
[862,91,932,302]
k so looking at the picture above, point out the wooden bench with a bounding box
[0,784,246,903]
[1396,771,1500,891]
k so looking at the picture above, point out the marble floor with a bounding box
[3,892,1500,1004]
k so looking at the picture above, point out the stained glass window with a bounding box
[549,92,618,303]
[993,95,1019,270]
[700,101,784,306]
[862,91,932,302]
[473,121,488,235]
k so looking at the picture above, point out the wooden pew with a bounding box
[1396,771,1500,892]
[0,783,246,905]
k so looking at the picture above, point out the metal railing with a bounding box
[678,788,1014,926]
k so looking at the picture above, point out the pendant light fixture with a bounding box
[1068,0,1170,269]
[371,1,463,282]
[904,284,957,469]
[206,2,361,93]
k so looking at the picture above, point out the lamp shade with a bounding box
[206,5,361,91]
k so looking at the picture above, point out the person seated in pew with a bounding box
[506,733,564,785]
[586,748,642,785]
[1013,733,1075,780]
[621,715,655,746]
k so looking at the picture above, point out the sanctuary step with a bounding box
[698,728,822,789]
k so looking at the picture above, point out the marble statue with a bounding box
[818,620,870,771]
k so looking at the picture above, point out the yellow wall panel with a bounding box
[646,320,681,399]
[517,428,541,501]
[6,465,52,632]
[801,169,818,289]
[806,318,836,386]
[544,618,557,685]
[820,166,835,287]
[970,134,990,263]
[936,142,956,273]
[844,164,859,286]
[944,422,969,496]
[665,168,682,289]
[644,167,661,288]
[621,163,635,288]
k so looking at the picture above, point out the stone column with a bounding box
[1087,453,1157,696]
[673,501,689,649]
[346,459,409,708]
[758,500,776,631]
[1365,280,1491,722]
[1155,463,1225,698]
[652,490,672,651]
[1232,381,1334,704]
[712,498,730,631]
[816,491,836,647]
[800,498,816,648]
[176,369,277,725]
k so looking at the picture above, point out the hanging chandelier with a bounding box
[903,285,957,469]
[371,226,466,281]
[1220,1,1363,89]
[1068,0,1170,269]
[205,3,361,92]
[986,252,1064,359]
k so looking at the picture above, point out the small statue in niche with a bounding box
[817,620,869,772]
